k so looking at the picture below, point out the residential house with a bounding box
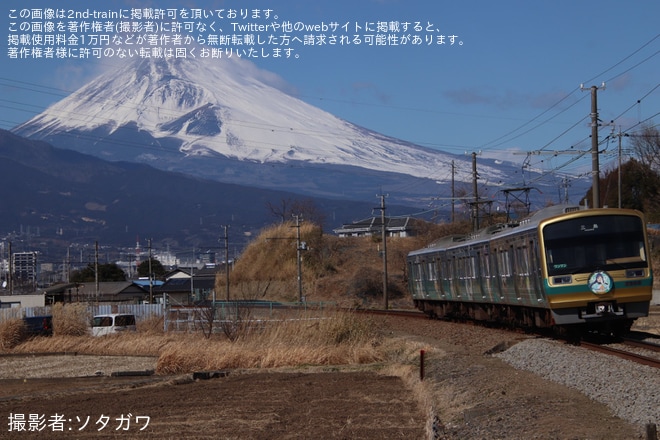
[333,216,413,238]
[74,281,150,304]
[155,265,220,306]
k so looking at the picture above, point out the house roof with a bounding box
[333,216,411,234]
[72,281,149,298]
[164,266,220,280]
[133,279,165,288]
[155,277,216,293]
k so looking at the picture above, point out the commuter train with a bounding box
[407,205,654,335]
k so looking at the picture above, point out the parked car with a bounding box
[91,314,137,336]
[23,316,53,336]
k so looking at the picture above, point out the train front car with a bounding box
[539,208,653,335]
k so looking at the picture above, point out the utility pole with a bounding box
[95,241,99,304]
[376,193,389,310]
[292,214,304,303]
[471,152,480,231]
[561,177,572,205]
[451,160,455,223]
[8,241,12,295]
[148,238,153,304]
[66,246,71,283]
[190,247,194,302]
[223,225,230,301]
[581,82,605,208]
[609,126,629,209]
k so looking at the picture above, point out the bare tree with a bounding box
[214,279,271,342]
[630,124,660,173]
[217,303,253,342]
[197,304,216,339]
[266,199,290,223]
[266,198,326,227]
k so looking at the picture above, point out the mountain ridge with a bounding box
[11,56,545,207]
[1,129,423,253]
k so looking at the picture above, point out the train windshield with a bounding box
[543,214,647,276]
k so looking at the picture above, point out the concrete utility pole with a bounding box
[609,126,629,209]
[8,241,12,295]
[292,214,303,303]
[95,241,99,304]
[471,152,479,231]
[581,82,605,208]
[148,238,153,304]
[376,194,389,310]
[190,247,194,302]
[223,225,230,301]
[451,160,455,223]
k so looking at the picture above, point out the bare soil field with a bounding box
[0,306,658,439]
[0,368,425,439]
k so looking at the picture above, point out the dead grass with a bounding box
[9,310,404,375]
[11,332,168,356]
[0,318,26,349]
[156,310,386,374]
[224,220,461,307]
[137,314,165,334]
[52,302,90,336]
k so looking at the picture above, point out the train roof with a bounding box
[409,204,586,256]
[409,205,647,257]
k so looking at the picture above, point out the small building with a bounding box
[333,216,413,238]
[73,281,150,304]
[0,293,46,308]
[155,266,219,305]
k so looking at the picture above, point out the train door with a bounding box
[477,244,492,301]
[441,253,453,300]
[409,257,427,300]
[433,256,445,298]
[460,252,474,301]
[426,258,440,299]
[529,237,545,304]
[449,253,459,299]
[495,244,515,303]
[511,233,544,306]
[513,241,527,304]
[489,244,504,302]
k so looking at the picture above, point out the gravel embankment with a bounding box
[495,339,660,429]
[386,312,659,439]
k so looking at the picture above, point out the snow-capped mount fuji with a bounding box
[14,56,527,207]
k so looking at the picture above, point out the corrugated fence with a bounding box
[0,304,165,322]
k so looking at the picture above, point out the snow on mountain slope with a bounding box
[14,56,506,185]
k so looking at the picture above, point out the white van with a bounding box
[91,314,137,336]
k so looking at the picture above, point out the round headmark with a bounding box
[588,270,613,295]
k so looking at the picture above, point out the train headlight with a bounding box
[625,269,643,278]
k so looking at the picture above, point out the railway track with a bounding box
[354,308,426,319]
[580,339,660,369]
[621,336,660,354]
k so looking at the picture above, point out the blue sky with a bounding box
[2,0,658,179]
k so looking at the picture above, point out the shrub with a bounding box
[0,318,26,349]
[52,303,90,336]
[137,315,164,334]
